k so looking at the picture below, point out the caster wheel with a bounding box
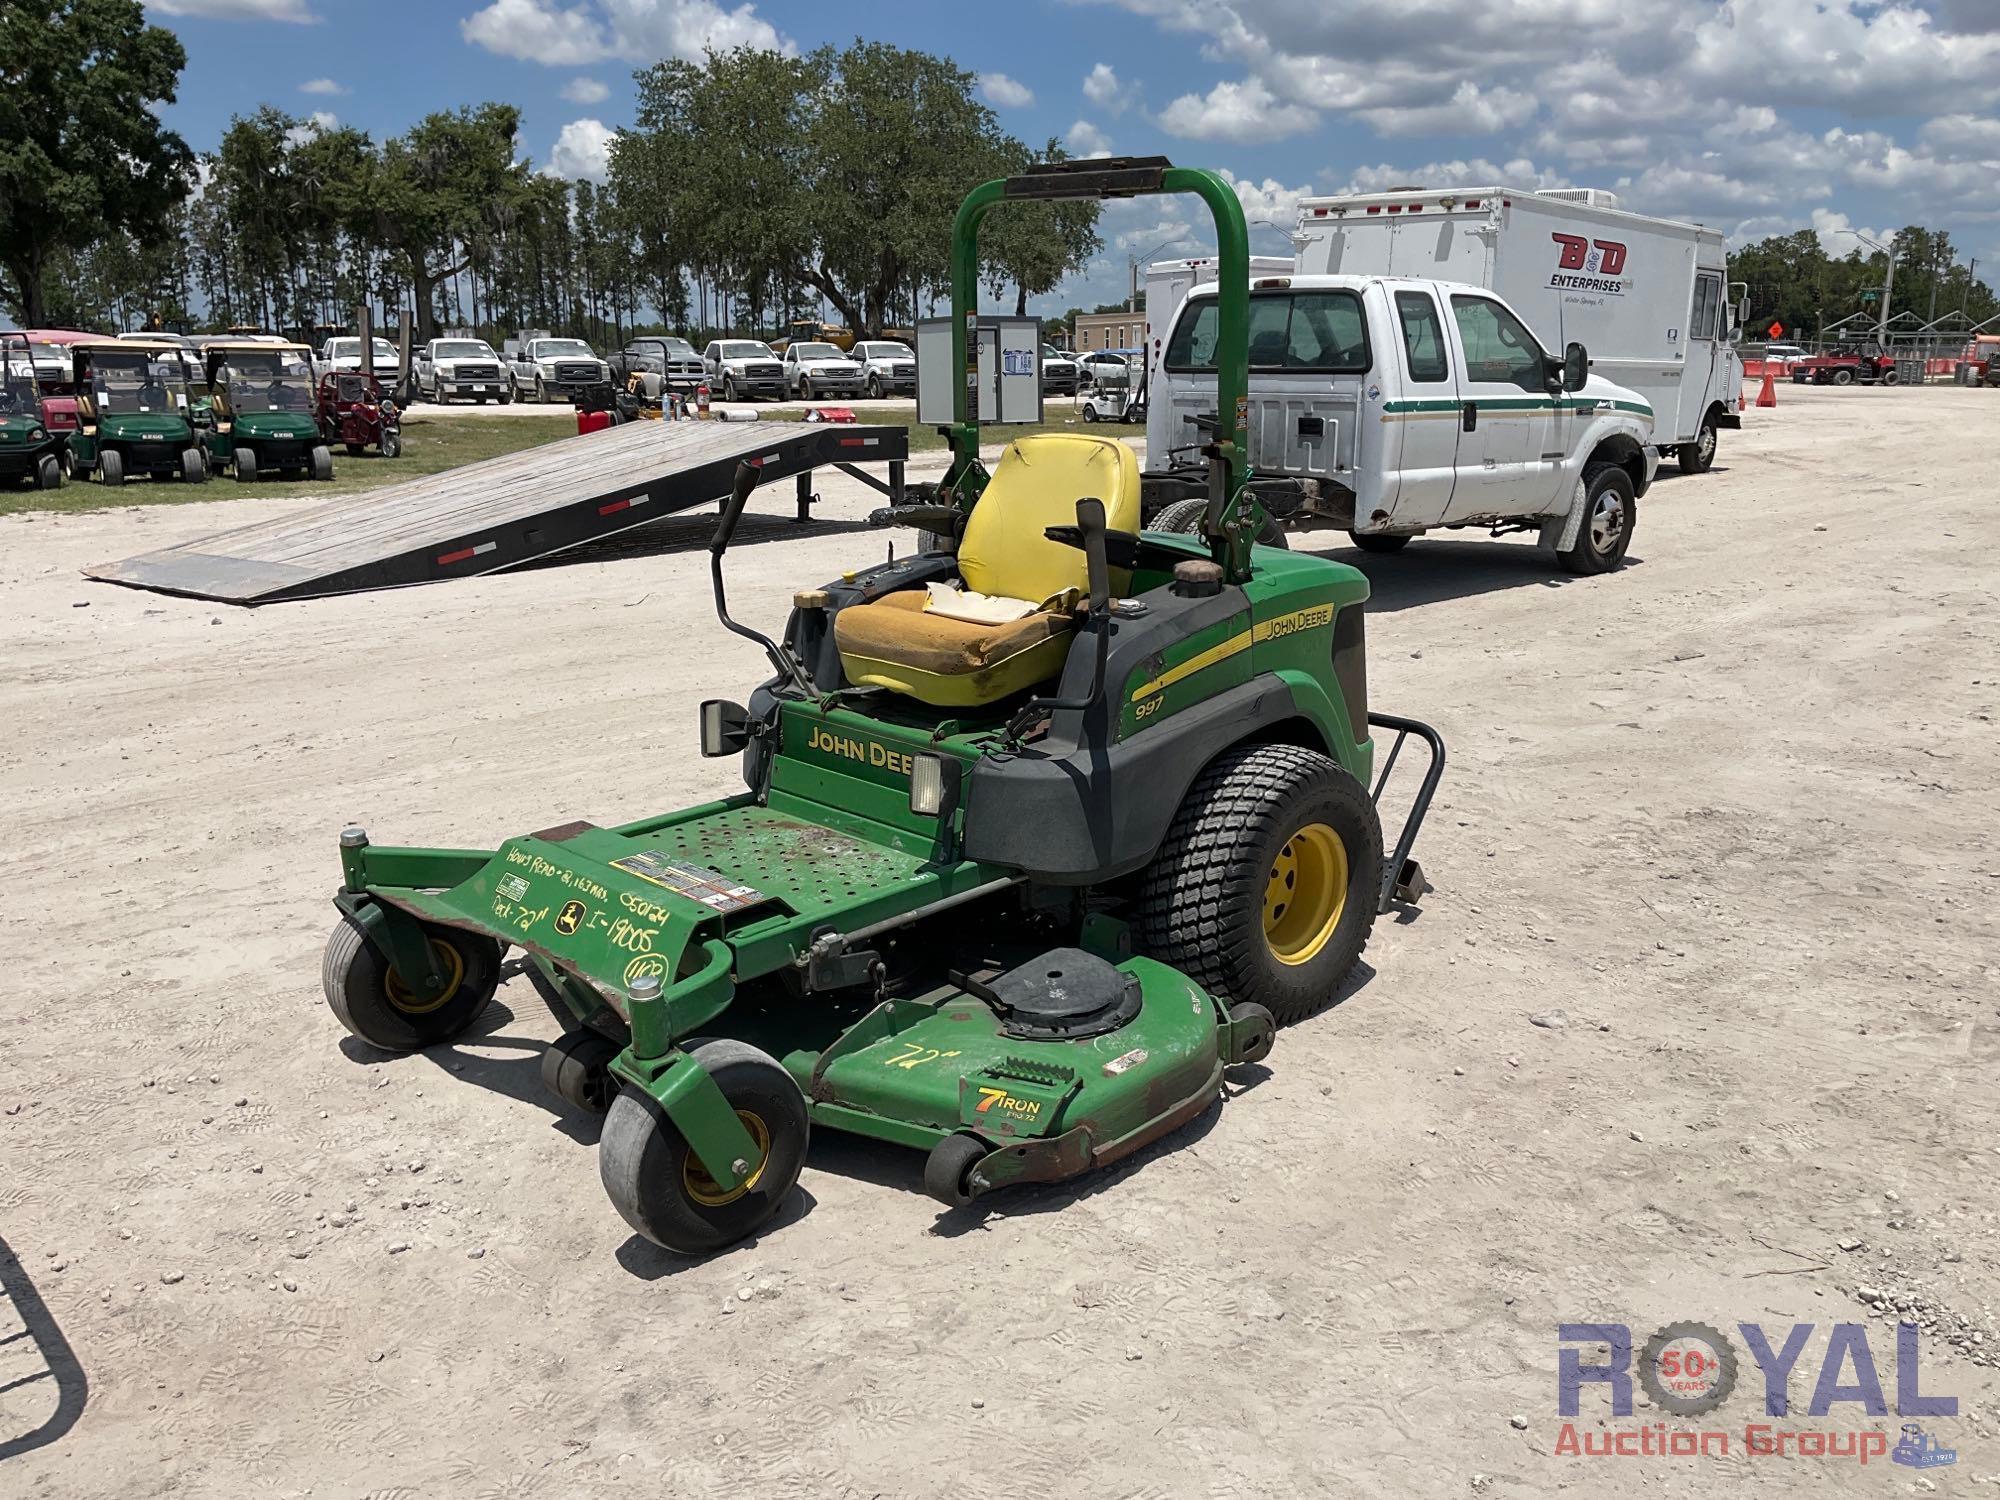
[923,1131,990,1208]
[599,1039,807,1254]
[321,915,501,1052]
[1226,1001,1277,1065]
[542,1029,620,1113]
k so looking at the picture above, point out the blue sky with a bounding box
[148,0,2000,318]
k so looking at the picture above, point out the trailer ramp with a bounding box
[85,419,908,605]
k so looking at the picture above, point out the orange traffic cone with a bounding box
[1754,360,1777,409]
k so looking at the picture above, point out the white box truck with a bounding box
[1290,186,1746,473]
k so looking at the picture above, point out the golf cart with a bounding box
[201,342,334,482]
[316,369,402,458]
[320,157,1445,1256]
[69,339,208,486]
[1079,349,1145,425]
[0,333,68,490]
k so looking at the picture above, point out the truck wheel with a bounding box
[233,447,257,483]
[1150,497,1206,534]
[723,376,738,402]
[1349,532,1410,554]
[1557,463,1637,575]
[97,448,124,486]
[867,375,882,399]
[310,445,334,481]
[1832,368,1853,386]
[534,376,548,403]
[35,454,64,490]
[599,1039,808,1255]
[1677,418,1718,475]
[322,916,501,1053]
[1137,742,1383,1026]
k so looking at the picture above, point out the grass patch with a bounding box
[0,414,577,517]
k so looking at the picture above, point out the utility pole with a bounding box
[1838,229,1897,345]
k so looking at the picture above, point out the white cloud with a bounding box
[979,73,1034,109]
[1156,78,1314,144]
[299,77,347,96]
[1083,62,1135,115]
[1354,81,1536,138]
[1338,156,1572,195]
[1921,113,2000,159]
[1067,119,1113,158]
[1221,169,1314,230]
[1688,0,2000,114]
[546,118,616,181]
[153,0,315,18]
[562,76,611,104]
[461,0,789,66]
[284,110,338,147]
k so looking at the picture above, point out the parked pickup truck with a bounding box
[509,336,609,403]
[851,339,916,397]
[415,338,510,404]
[320,336,401,374]
[1146,274,1657,574]
[702,339,785,401]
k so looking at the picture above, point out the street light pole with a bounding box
[1839,228,1897,345]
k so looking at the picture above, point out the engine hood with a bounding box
[1574,373,1653,428]
[99,412,193,441]
[232,411,320,440]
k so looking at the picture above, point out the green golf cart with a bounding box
[320,157,1445,1256]
[0,333,69,491]
[69,339,208,486]
[201,341,334,482]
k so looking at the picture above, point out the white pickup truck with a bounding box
[508,336,609,403]
[1145,273,1657,574]
[415,338,510,405]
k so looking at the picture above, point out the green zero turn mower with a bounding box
[322,158,1445,1255]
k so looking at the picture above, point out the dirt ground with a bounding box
[3,385,1997,1497]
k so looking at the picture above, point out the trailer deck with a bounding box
[84,418,908,605]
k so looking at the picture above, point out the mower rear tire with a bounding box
[1138,742,1383,1026]
[1349,531,1410,554]
[923,1132,990,1208]
[542,1029,621,1114]
[600,1039,807,1254]
[321,916,501,1052]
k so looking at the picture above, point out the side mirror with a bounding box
[699,698,754,757]
[1562,342,1589,392]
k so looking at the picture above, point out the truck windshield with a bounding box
[1165,289,1371,374]
[535,340,595,358]
[222,352,316,413]
[332,339,398,364]
[662,339,696,357]
[91,353,189,414]
[721,343,772,359]
[792,343,841,359]
[863,343,911,359]
[435,342,494,360]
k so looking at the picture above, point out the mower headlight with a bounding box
[700,698,753,758]
[909,752,948,817]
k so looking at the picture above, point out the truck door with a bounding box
[1443,293,1559,521]
[1382,288,1460,527]
[1685,271,1725,435]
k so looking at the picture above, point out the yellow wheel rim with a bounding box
[384,938,465,1015]
[682,1111,771,1208]
[1263,821,1349,966]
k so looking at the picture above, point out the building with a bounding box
[1072,311,1145,353]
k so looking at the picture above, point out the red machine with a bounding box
[17,329,96,443]
[315,371,401,457]
[1789,347,1898,386]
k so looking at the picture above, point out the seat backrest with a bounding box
[956,434,1140,603]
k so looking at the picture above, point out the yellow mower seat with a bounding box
[834,434,1140,707]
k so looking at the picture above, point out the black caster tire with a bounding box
[98,448,124,486]
[1227,1001,1277,1065]
[542,1029,621,1114]
[35,454,64,490]
[234,447,257,483]
[322,915,501,1052]
[598,1039,807,1254]
[924,1132,990,1208]
[1349,532,1410,553]
[310,445,334,481]
[1138,742,1383,1025]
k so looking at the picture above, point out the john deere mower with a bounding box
[322,158,1444,1255]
